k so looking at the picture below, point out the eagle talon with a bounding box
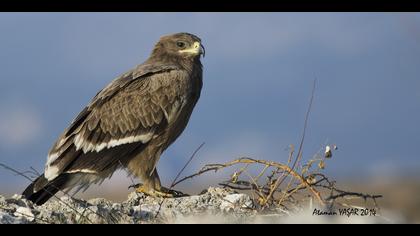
[128,183,142,190]
[161,187,189,198]
[135,186,188,198]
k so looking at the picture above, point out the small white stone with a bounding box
[220,194,253,212]
[14,207,35,221]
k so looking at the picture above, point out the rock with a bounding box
[14,207,35,222]
[220,193,253,212]
[0,188,256,224]
[1,212,28,224]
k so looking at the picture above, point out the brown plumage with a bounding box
[23,32,205,205]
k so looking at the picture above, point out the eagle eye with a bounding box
[176,41,186,48]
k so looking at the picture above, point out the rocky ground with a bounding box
[0,187,264,224]
[0,187,398,224]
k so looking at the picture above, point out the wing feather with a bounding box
[45,63,184,180]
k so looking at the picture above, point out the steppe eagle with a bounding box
[23,32,205,205]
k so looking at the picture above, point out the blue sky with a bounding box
[1,13,420,196]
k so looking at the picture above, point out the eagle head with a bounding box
[151,32,205,60]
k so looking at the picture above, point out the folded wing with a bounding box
[44,63,183,181]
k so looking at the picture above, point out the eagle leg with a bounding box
[134,170,188,198]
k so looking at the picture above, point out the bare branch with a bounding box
[170,142,205,188]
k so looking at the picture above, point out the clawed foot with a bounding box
[130,184,188,198]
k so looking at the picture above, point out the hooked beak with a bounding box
[199,44,205,58]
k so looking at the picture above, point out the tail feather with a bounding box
[22,174,69,205]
